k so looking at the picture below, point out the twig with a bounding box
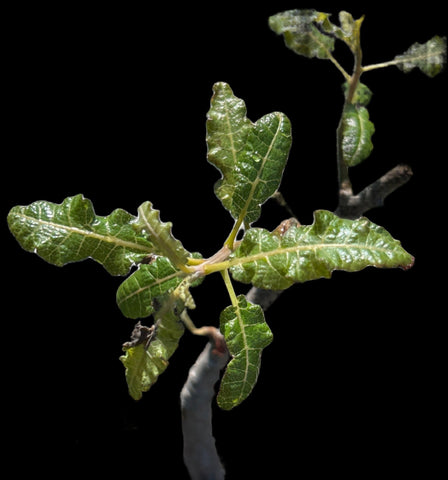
[335,164,413,219]
[180,328,229,480]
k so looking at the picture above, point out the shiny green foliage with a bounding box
[8,54,421,409]
[135,201,189,270]
[116,256,186,319]
[217,296,273,410]
[7,194,190,276]
[230,211,414,290]
[206,82,292,225]
[394,36,446,77]
[120,299,186,400]
[7,194,154,276]
[341,105,375,167]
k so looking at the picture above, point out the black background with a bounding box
[3,2,446,478]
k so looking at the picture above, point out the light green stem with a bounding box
[221,269,238,308]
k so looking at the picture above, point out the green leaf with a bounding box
[7,194,154,276]
[269,9,335,59]
[8,195,191,276]
[342,81,373,107]
[341,105,375,167]
[394,35,446,77]
[206,82,292,225]
[116,256,186,319]
[120,299,185,400]
[217,295,273,410]
[229,210,414,290]
[134,201,189,270]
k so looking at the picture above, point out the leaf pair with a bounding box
[7,194,189,276]
[8,194,194,399]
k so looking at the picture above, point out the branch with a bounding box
[180,163,412,479]
[335,164,413,219]
[180,328,230,480]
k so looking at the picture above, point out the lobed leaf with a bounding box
[206,82,292,225]
[120,299,186,400]
[8,195,191,276]
[394,35,446,77]
[116,256,186,319]
[341,105,375,167]
[134,201,189,270]
[229,210,414,290]
[217,295,273,410]
[7,194,154,275]
[269,9,335,60]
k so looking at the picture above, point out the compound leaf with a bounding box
[394,35,446,77]
[217,295,273,410]
[207,82,292,225]
[269,9,336,60]
[116,256,186,319]
[7,194,154,276]
[341,105,375,167]
[120,300,185,400]
[230,210,414,290]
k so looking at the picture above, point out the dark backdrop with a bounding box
[3,3,446,478]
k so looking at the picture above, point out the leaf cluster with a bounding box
[269,9,446,172]
[7,8,443,409]
[7,82,414,409]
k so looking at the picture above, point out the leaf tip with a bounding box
[402,254,415,271]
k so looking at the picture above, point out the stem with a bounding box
[336,20,364,206]
[362,59,400,72]
[309,29,351,81]
[224,219,242,249]
[334,164,413,219]
[180,332,229,480]
[221,268,238,307]
[328,53,351,81]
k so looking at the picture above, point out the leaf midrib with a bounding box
[204,240,404,275]
[236,114,283,225]
[14,212,152,253]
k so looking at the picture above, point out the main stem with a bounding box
[336,26,364,210]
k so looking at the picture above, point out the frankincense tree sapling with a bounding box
[7,8,445,479]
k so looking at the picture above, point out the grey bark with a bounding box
[180,162,412,479]
[180,330,230,480]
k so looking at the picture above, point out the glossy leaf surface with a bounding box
[206,82,292,225]
[116,256,186,319]
[217,295,273,410]
[230,210,414,290]
[394,35,446,77]
[7,194,192,276]
[341,105,375,167]
[120,301,185,400]
[7,194,153,275]
[134,201,189,270]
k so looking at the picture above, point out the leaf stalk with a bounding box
[221,268,238,308]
